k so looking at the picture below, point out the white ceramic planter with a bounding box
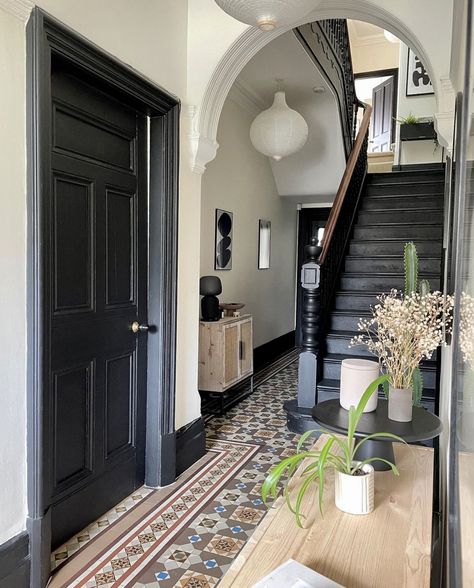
[340,358,380,412]
[388,386,413,422]
[334,464,374,515]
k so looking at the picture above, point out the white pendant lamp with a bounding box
[250,91,308,161]
[215,0,318,31]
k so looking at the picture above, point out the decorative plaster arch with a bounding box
[192,1,446,173]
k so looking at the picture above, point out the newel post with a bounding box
[283,237,322,433]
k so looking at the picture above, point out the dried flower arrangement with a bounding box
[351,243,454,415]
[351,289,454,391]
[460,292,474,369]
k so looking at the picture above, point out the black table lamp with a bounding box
[200,276,222,321]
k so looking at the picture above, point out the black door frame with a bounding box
[26,9,179,586]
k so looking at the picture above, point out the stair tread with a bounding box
[341,271,440,277]
[317,378,436,399]
[345,255,442,259]
[366,180,444,187]
[322,353,437,370]
[350,238,442,243]
[355,222,443,227]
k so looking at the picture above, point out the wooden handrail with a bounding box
[319,103,372,265]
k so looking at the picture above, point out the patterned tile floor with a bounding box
[51,359,304,587]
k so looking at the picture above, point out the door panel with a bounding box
[52,362,94,490]
[239,320,253,377]
[105,189,136,306]
[48,65,148,548]
[105,352,135,459]
[371,77,394,152]
[53,173,94,314]
[224,324,239,384]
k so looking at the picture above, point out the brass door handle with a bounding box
[131,321,149,334]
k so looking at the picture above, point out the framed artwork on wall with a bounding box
[215,209,233,270]
[258,219,271,270]
[406,48,434,96]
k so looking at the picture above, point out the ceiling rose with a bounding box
[250,91,308,161]
[214,0,319,31]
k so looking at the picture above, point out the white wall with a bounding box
[0,6,27,545]
[352,40,400,74]
[395,43,442,165]
[201,97,297,348]
[0,0,199,546]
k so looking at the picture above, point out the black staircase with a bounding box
[295,19,362,158]
[317,167,446,415]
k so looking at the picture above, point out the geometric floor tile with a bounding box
[49,358,306,587]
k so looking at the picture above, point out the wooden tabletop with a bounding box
[220,436,434,588]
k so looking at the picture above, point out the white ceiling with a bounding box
[230,31,346,202]
[348,20,399,47]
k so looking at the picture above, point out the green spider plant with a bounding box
[261,375,405,527]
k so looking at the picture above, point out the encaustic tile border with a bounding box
[63,440,259,587]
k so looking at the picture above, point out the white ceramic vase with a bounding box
[340,358,380,412]
[388,386,413,422]
[334,463,375,515]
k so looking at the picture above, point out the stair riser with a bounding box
[340,275,441,291]
[366,183,444,196]
[349,241,442,256]
[317,388,435,414]
[358,210,444,225]
[335,294,379,311]
[330,314,365,331]
[354,225,443,240]
[322,361,437,388]
[367,172,445,185]
[326,337,371,356]
[361,196,444,211]
[344,257,441,273]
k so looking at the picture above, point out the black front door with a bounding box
[48,62,148,548]
[371,76,395,152]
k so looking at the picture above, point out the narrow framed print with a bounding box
[406,48,434,96]
[215,209,233,270]
[258,219,271,270]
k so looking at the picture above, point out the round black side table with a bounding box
[311,399,443,471]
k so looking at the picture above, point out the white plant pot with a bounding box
[388,386,413,422]
[340,358,380,413]
[334,464,374,515]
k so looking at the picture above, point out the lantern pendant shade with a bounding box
[214,0,319,31]
[250,91,308,161]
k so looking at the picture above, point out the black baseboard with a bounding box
[253,330,296,371]
[175,417,206,477]
[0,532,30,588]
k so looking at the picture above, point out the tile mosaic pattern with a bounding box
[52,489,155,570]
[52,358,304,587]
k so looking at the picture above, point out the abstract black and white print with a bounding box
[215,209,233,270]
[406,48,434,96]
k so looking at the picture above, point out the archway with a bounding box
[192,2,443,173]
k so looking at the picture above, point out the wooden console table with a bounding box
[220,435,434,588]
[199,315,253,414]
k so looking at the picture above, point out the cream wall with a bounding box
[0,7,27,545]
[395,43,441,165]
[352,39,400,74]
[0,0,460,550]
[0,0,201,546]
[201,97,297,348]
